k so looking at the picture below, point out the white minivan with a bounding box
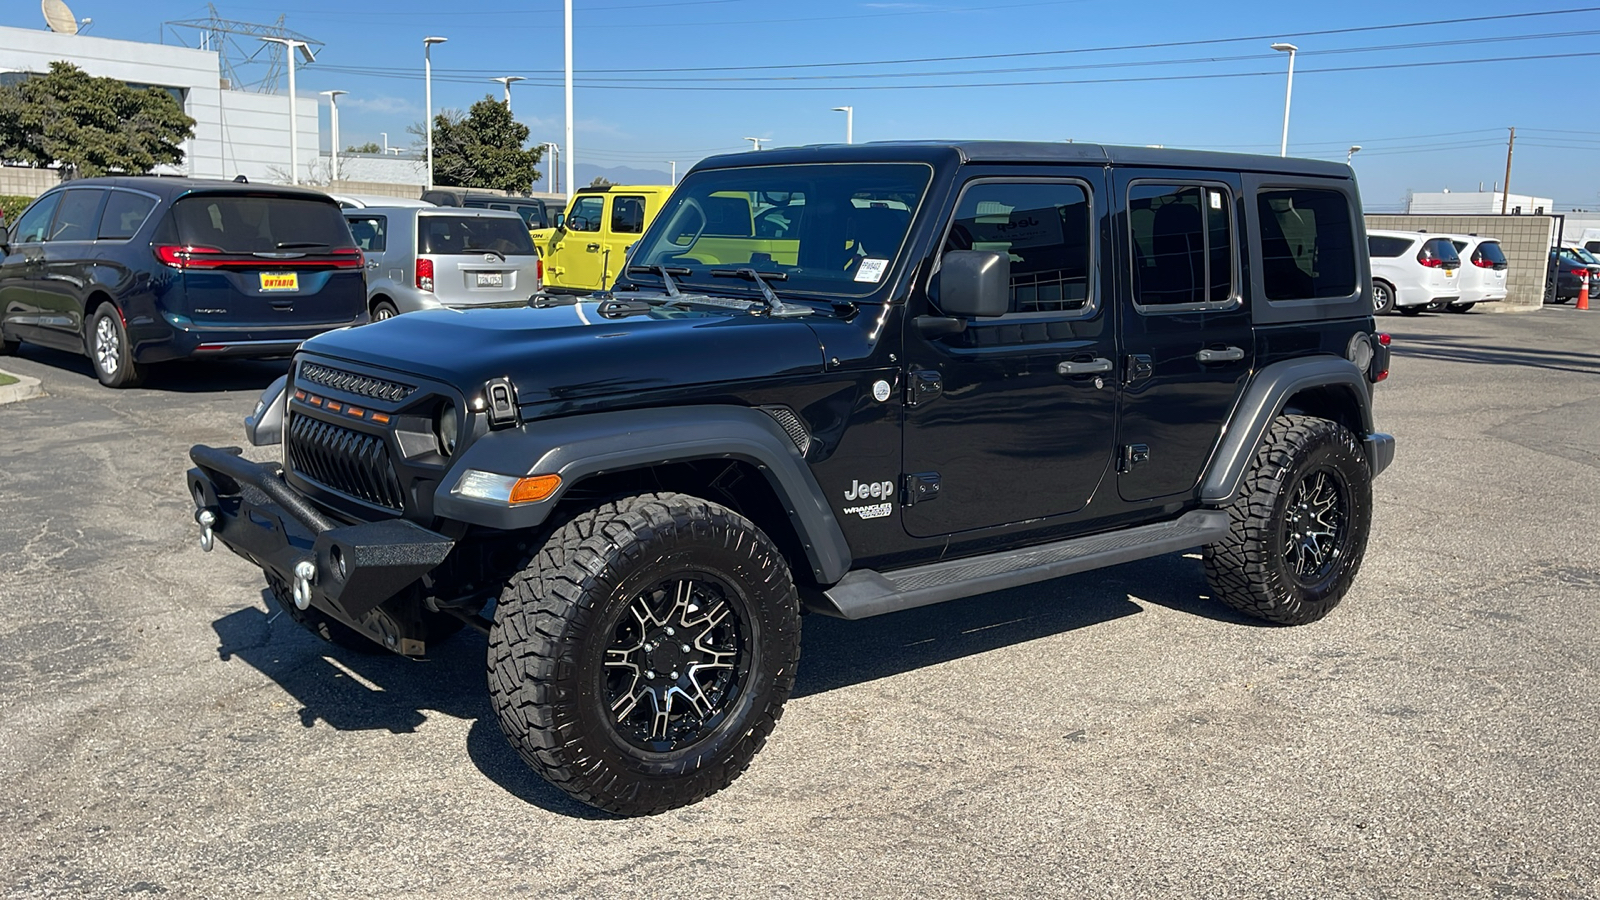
[1368,230,1462,316]
[1441,235,1508,313]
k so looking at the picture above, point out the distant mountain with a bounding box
[572,163,673,188]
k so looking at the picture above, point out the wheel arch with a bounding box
[1200,356,1375,505]
[432,405,852,585]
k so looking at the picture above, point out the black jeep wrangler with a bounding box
[187,142,1394,816]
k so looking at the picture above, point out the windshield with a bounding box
[625,163,932,298]
[417,215,537,255]
[172,194,356,253]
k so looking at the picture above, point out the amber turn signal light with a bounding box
[509,474,562,505]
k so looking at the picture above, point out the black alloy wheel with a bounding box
[1281,467,1351,592]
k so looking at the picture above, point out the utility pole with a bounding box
[564,0,574,204]
[1501,127,1516,215]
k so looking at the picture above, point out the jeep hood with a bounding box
[299,301,826,404]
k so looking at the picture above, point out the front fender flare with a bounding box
[433,405,852,584]
[1200,356,1377,505]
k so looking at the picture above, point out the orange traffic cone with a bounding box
[1580,276,1591,311]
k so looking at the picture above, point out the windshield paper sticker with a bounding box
[854,258,889,283]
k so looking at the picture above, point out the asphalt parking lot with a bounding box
[2,309,1598,899]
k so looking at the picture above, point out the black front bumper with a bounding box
[187,445,454,635]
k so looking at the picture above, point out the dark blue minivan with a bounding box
[0,177,367,387]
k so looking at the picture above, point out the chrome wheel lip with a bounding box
[601,571,750,753]
[94,315,120,375]
[1283,467,1349,585]
[373,306,396,321]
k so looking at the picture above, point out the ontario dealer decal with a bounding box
[843,479,895,520]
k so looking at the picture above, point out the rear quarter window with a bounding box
[1367,236,1413,258]
[98,191,158,240]
[1256,188,1357,301]
[1473,241,1508,266]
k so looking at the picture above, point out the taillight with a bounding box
[1418,256,1443,268]
[328,247,365,270]
[156,244,364,270]
[536,256,544,285]
[1473,257,1495,268]
[1377,333,1391,346]
[416,257,434,292]
[1568,267,1588,278]
[154,244,223,269]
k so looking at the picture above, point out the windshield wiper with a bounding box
[463,247,507,261]
[709,268,810,317]
[274,241,331,250]
[625,264,691,298]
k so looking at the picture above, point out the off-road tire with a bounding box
[488,492,801,816]
[88,305,143,388]
[1372,280,1396,315]
[1203,415,1372,626]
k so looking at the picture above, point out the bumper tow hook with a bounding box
[292,559,316,610]
[197,509,218,552]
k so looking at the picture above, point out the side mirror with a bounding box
[553,212,566,230]
[936,250,1010,318]
[0,223,10,252]
[244,374,288,446]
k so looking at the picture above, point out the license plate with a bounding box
[1444,268,1455,276]
[476,272,504,288]
[260,272,299,292]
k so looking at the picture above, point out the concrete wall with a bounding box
[329,179,423,199]
[1366,214,1556,312]
[0,25,319,185]
[0,166,60,197]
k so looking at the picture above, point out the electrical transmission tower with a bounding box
[162,4,323,93]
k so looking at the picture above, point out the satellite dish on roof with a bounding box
[42,0,79,34]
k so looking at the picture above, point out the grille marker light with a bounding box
[346,406,364,419]
[371,413,391,424]
[326,401,342,413]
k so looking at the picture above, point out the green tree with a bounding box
[410,96,543,194]
[345,141,381,154]
[589,176,614,188]
[0,61,195,176]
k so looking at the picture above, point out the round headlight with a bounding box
[435,401,460,457]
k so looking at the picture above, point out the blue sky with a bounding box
[4,0,1597,209]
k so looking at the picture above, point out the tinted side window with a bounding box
[1256,188,1357,301]
[1129,183,1234,308]
[1474,241,1507,267]
[98,191,158,240]
[612,196,646,235]
[345,215,387,252]
[567,196,604,232]
[50,189,106,242]
[943,181,1091,314]
[1367,236,1413,258]
[11,193,62,244]
[1419,238,1460,266]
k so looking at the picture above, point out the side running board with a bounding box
[821,510,1230,620]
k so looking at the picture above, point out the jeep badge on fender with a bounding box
[186,141,1394,817]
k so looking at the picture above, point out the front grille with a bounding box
[286,413,406,511]
[298,362,416,403]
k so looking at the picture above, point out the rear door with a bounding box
[1113,170,1254,503]
[162,193,366,327]
[417,213,540,306]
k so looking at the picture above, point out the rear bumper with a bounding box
[134,314,368,363]
[1365,433,1396,479]
[186,444,453,637]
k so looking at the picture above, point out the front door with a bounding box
[546,194,607,291]
[1113,171,1255,503]
[35,187,107,346]
[901,174,1118,538]
[0,191,62,343]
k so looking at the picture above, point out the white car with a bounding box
[1441,235,1508,313]
[1368,229,1462,316]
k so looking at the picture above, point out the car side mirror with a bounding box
[936,250,1010,318]
[0,223,10,252]
[553,213,566,230]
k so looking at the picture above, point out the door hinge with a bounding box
[1119,444,1150,473]
[905,370,943,408]
[903,472,941,506]
[1124,354,1154,386]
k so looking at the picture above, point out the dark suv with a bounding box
[0,178,367,387]
[420,188,558,230]
[187,142,1394,817]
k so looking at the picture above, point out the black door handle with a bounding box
[1196,346,1244,363]
[1058,357,1113,376]
[586,243,601,252]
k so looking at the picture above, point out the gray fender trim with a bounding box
[1200,356,1377,504]
[432,405,852,584]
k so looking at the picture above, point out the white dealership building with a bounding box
[0,24,319,184]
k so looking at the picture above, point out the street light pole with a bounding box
[1347,144,1362,165]
[543,142,559,193]
[668,160,676,185]
[564,0,574,200]
[261,37,313,185]
[423,36,447,191]
[491,75,525,113]
[320,89,346,183]
[831,106,853,144]
[1271,42,1298,158]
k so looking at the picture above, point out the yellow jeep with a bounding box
[532,185,675,292]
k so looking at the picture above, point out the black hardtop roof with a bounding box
[55,175,342,202]
[693,140,1352,179]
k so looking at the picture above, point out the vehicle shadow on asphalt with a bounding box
[14,343,289,393]
[209,553,1258,819]
[1388,331,1600,377]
